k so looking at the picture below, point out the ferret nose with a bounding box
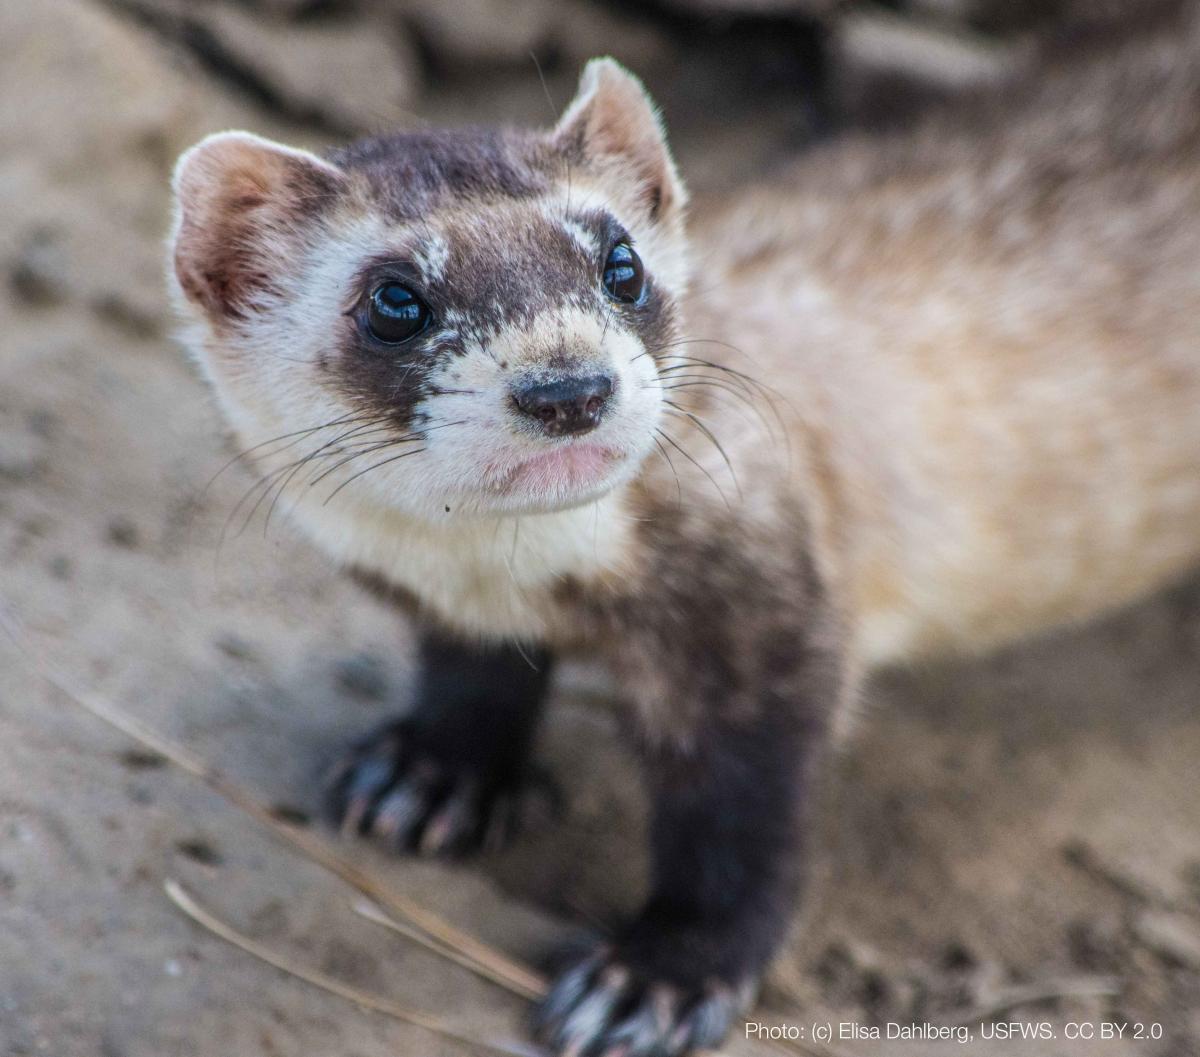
[512,374,613,436]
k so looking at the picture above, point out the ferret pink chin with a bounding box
[487,442,626,497]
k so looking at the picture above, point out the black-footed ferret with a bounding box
[168,14,1200,1055]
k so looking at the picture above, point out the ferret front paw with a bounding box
[533,937,756,1057]
[326,720,540,856]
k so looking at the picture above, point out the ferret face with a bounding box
[170,59,689,521]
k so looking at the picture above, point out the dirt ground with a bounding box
[2,2,1198,1056]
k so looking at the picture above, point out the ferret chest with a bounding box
[293,493,631,641]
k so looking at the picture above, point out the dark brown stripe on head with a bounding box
[327,127,553,220]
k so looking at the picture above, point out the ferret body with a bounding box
[170,10,1200,1055]
[709,47,1200,668]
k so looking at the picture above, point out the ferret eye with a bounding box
[366,282,431,344]
[602,242,645,304]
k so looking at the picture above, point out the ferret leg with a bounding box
[535,690,832,1056]
[327,628,553,856]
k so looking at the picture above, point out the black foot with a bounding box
[326,719,546,856]
[533,937,756,1057]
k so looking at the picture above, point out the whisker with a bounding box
[650,433,683,509]
[648,335,759,362]
[662,402,742,499]
[654,377,781,444]
[221,417,394,542]
[510,515,522,565]
[307,435,422,488]
[657,357,770,395]
[323,448,429,504]
[657,356,790,454]
[526,50,576,231]
[600,300,617,344]
[657,361,777,412]
[203,412,374,498]
[307,419,468,488]
[261,420,403,532]
[252,448,346,538]
[656,376,760,403]
[223,454,315,544]
[655,426,732,511]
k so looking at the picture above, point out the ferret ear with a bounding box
[553,58,687,223]
[170,131,346,322]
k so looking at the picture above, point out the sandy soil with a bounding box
[2,3,1198,1056]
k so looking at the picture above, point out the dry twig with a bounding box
[950,976,1121,1025]
[165,879,542,1057]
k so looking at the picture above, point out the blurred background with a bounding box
[1,1,1198,1055]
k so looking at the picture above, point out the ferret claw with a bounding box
[326,719,530,856]
[534,945,747,1057]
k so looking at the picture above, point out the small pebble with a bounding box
[92,292,161,339]
[214,632,257,662]
[106,517,140,548]
[174,838,223,867]
[118,748,166,771]
[9,229,66,307]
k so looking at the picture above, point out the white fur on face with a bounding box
[180,175,681,521]
[409,305,664,518]
[171,58,694,638]
[540,179,692,297]
[173,210,391,480]
[412,232,451,284]
[174,185,683,631]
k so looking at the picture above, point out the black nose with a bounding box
[512,374,613,436]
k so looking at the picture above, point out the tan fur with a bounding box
[675,14,1200,666]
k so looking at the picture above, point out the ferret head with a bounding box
[170,58,688,521]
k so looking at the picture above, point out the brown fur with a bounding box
[173,133,345,321]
